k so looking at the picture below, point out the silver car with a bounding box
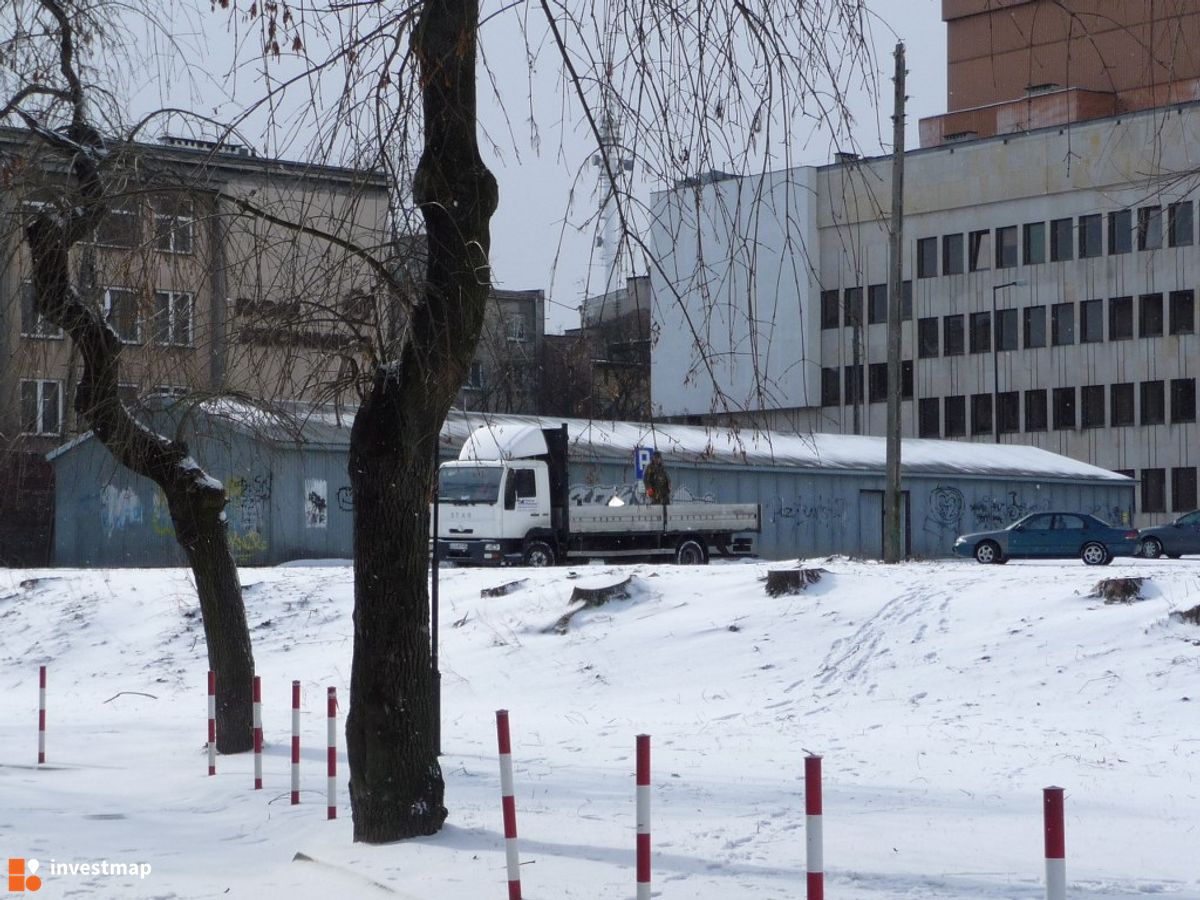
[1137,510,1200,559]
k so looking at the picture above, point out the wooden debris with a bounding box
[765,568,828,597]
[1172,603,1200,625]
[1090,577,1147,604]
[546,576,634,634]
[481,578,529,598]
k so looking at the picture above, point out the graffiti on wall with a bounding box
[773,495,848,525]
[100,484,143,536]
[305,479,328,528]
[1090,504,1132,526]
[228,474,272,561]
[969,491,1050,530]
[923,485,964,536]
[568,482,714,505]
[336,486,354,512]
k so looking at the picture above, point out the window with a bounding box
[505,315,527,341]
[1108,296,1133,340]
[997,392,1020,434]
[1169,201,1194,247]
[1142,468,1166,514]
[510,468,537,501]
[867,284,888,325]
[843,287,863,327]
[943,315,964,356]
[1050,218,1073,261]
[917,238,938,278]
[901,360,913,400]
[820,290,840,329]
[1169,290,1195,335]
[152,195,194,254]
[1141,380,1165,425]
[467,361,485,389]
[968,229,991,271]
[995,308,1018,351]
[820,367,839,406]
[1081,385,1105,428]
[969,311,992,353]
[1171,378,1196,423]
[943,233,964,275]
[117,383,141,410]
[944,395,966,437]
[970,393,993,435]
[1023,221,1046,265]
[1172,467,1198,512]
[1078,214,1102,258]
[1051,303,1075,346]
[19,281,62,339]
[103,287,141,343]
[1111,383,1134,427]
[154,290,194,346]
[1023,305,1046,348]
[868,363,888,403]
[95,199,140,248]
[1108,209,1132,254]
[20,379,62,436]
[901,281,913,320]
[844,365,864,405]
[1025,389,1048,432]
[918,397,940,437]
[1052,387,1076,429]
[1077,300,1102,343]
[1117,469,1137,513]
[918,317,939,358]
[1137,206,1162,251]
[1139,293,1163,337]
[995,226,1018,269]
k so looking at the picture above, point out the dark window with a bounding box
[1023,221,1046,265]
[1078,214,1102,258]
[19,281,63,338]
[868,284,888,325]
[1052,387,1076,429]
[1171,378,1196,423]
[1081,385,1105,428]
[995,225,1018,268]
[844,365,864,405]
[901,360,914,400]
[152,195,194,254]
[970,393,993,435]
[943,233,964,275]
[969,311,992,353]
[1025,389,1048,431]
[918,397,940,438]
[1169,201,1194,247]
[918,317,939,358]
[1023,305,1046,348]
[512,469,537,499]
[995,308,1018,351]
[1141,380,1166,425]
[1108,209,1132,254]
[944,395,966,436]
[843,287,863,327]
[901,280,913,320]
[1051,302,1075,346]
[917,238,938,278]
[96,199,140,248]
[1139,293,1164,337]
[968,230,991,271]
[1142,468,1167,514]
[1108,296,1133,340]
[154,291,194,346]
[1111,383,1134,426]
[20,379,62,436]
[1169,290,1195,335]
[868,363,888,403]
[1138,206,1162,251]
[1050,218,1073,261]
[820,367,840,406]
[997,392,1020,434]
[1172,467,1199,512]
[104,287,141,344]
[943,314,964,356]
[1080,299,1103,343]
[820,290,840,329]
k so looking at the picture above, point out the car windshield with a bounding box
[438,466,504,504]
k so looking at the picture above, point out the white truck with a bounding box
[436,423,760,566]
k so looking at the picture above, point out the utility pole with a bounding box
[884,42,906,564]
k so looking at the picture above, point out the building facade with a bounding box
[455,287,546,415]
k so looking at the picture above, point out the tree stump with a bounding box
[480,579,529,598]
[1172,603,1200,625]
[1090,577,1147,604]
[546,576,634,634]
[765,568,828,597]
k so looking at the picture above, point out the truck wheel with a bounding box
[675,539,708,565]
[523,541,556,567]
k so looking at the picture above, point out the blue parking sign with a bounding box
[634,446,654,480]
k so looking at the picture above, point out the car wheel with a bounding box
[523,541,556,567]
[974,540,1001,564]
[1167,553,1182,560]
[1099,552,1114,566]
[995,554,1010,565]
[1081,541,1108,566]
[1140,537,1163,559]
[675,539,708,565]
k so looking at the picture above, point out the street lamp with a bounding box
[992,279,1026,442]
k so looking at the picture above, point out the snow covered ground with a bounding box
[2,556,1199,899]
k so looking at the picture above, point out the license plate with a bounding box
[449,542,468,551]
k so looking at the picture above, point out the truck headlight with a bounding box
[485,543,501,551]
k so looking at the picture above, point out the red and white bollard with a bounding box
[1044,786,1066,900]
[291,680,301,805]
[252,675,263,790]
[805,754,824,900]
[327,687,337,820]
[495,710,522,900]
[37,665,47,765]
[636,734,651,900]
[207,671,217,776]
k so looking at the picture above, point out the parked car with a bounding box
[953,512,1140,566]
[1137,510,1200,559]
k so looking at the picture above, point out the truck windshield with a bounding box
[439,466,504,504]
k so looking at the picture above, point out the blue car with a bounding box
[953,512,1140,566]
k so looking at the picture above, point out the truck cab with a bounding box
[437,458,555,565]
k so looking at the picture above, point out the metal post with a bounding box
[431,439,442,756]
[884,42,906,563]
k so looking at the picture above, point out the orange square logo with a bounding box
[6,858,42,892]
